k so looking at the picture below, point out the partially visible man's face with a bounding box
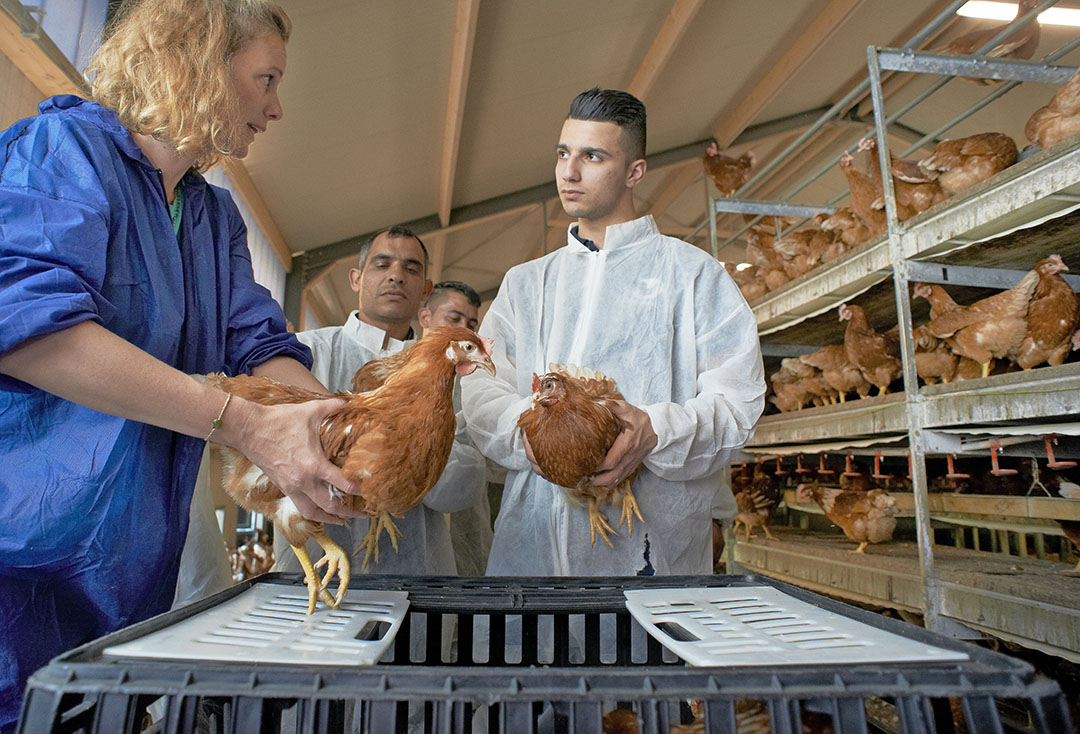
[349,233,431,328]
[555,118,634,222]
[419,291,479,332]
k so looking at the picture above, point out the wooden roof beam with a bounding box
[0,2,84,95]
[831,0,960,117]
[646,161,700,220]
[645,106,837,221]
[627,0,705,101]
[218,158,294,272]
[437,0,481,228]
[646,1,864,225]
[427,231,447,283]
[711,0,865,148]
[0,1,295,272]
[299,275,338,331]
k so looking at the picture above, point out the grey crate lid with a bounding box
[624,586,968,667]
[103,583,408,666]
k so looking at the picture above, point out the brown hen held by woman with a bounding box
[205,326,495,613]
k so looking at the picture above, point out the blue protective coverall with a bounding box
[0,96,311,732]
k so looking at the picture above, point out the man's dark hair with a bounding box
[427,280,481,309]
[567,87,646,161]
[357,225,429,273]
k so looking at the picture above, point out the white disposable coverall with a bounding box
[272,314,488,575]
[172,445,232,608]
[462,215,765,577]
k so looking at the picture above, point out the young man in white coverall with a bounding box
[271,227,488,576]
[461,88,765,580]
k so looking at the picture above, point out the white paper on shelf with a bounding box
[104,583,408,665]
[624,586,968,667]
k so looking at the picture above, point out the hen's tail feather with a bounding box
[547,362,605,382]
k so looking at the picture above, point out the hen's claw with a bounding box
[292,540,341,615]
[354,513,404,572]
[619,481,644,537]
[312,535,351,608]
[588,498,617,549]
[381,513,403,553]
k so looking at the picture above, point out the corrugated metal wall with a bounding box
[203,168,288,307]
[37,0,108,74]
[2,1,289,309]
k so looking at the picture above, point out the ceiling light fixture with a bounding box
[957,1,1080,27]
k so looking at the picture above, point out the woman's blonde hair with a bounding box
[88,0,291,171]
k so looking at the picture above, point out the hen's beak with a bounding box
[471,351,496,377]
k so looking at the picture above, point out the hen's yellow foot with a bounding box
[379,513,403,553]
[312,532,351,608]
[354,513,404,572]
[588,498,617,549]
[291,543,338,615]
[619,481,644,537]
[354,521,380,572]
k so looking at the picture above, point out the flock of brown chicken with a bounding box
[767,255,1079,412]
[732,451,1079,565]
[731,458,902,555]
[703,41,1080,308]
[229,530,274,582]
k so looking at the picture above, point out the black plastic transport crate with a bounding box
[18,574,1074,734]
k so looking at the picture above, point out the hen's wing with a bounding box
[867,488,897,510]
[351,349,412,393]
[926,307,991,338]
[212,373,328,405]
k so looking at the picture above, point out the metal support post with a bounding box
[907,261,1080,290]
[706,0,971,250]
[714,0,1072,254]
[876,48,1076,84]
[707,194,718,260]
[869,45,947,633]
[714,199,835,219]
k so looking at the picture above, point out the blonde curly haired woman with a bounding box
[0,3,361,728]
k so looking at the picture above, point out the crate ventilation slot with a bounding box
[104,583,408,665]
[624,587,967,667]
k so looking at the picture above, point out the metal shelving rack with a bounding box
[709,1,1080,661]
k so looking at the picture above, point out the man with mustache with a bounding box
[271,226,488,576]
